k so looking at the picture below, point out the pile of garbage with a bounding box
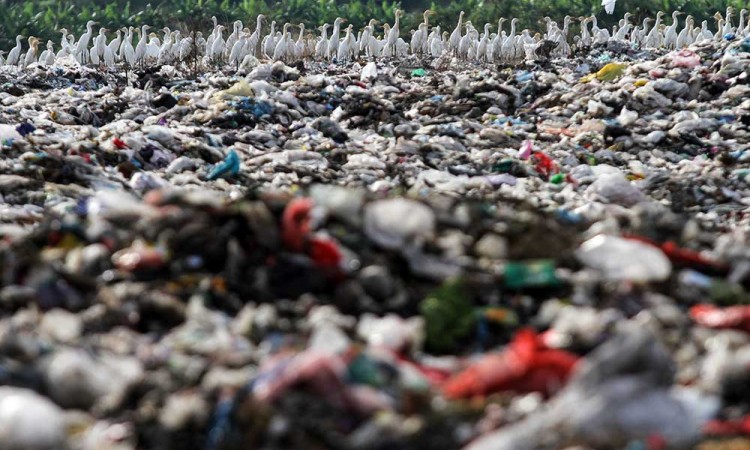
[1,38,750,450]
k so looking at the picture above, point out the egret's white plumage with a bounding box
[6,35,24,66]
[3,7,742,71]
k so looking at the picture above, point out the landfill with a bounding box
[1,36,750,450]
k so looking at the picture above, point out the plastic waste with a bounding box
[581,63,627,83]
[504,260,560,289]
[442,328,578,399]
[361,62,378,82]
[670,49,701,68]
[679,270,750,305]
[0,387,67,450]
[0,124,22,146]
[576,235,672,282]
[207,149,240,180]
[690,304,750,333]
[364,198,435,250]
[517,140,533,160]
[585,172,645,206]
[217,79,255,98]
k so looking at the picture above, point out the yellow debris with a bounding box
[580,63,628,83]
[596,63,628,82]
[215,79,255,100]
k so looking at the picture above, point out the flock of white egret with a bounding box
[0,6,747,71]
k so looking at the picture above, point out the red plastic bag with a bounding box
[704,414,750,436]
[113,137,129,149]
[531,152,559,179]
[441,328,578,399]
[281,198,313,252]
[281,198,343,273]
[690,304,750,333]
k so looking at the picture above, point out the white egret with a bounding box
[501,18,519,60]
[737,9,747,36]
[22,37,40,68]
[644,12,664,48]
[205,16,219,58]
[383,9,401,58]
[449,11,465,53]
[211,24,226,63]
[713,12,724,41]
[121,28,136,68]
[490,18,506,61]
[723,7,734,35]
[663,11,683,49]
[262,21,277,59]
[590,15,610,44]
[359,20,376,57]
[315,24,330,60]
[429,26,444,57]
[294,23,306,60]
[145,31,162,63]
[75,20,97,64]
[248,15,264,58]
[229,31,248,68]
[38,40,55,66]
[107,29,122,61]
[157,29,174,65]
[134,25,150,68]
[273,23,292,62]
[91,28,108,65]
[337,24,356,62]
[476,23,491,62]
[6,35,23,66]
[410,10,434,55]
[676,16,695,48]
[327,17,345,60]
[411,22,429,55]
[226,20,243,55]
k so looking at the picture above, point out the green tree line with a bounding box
[0,0,743,52]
